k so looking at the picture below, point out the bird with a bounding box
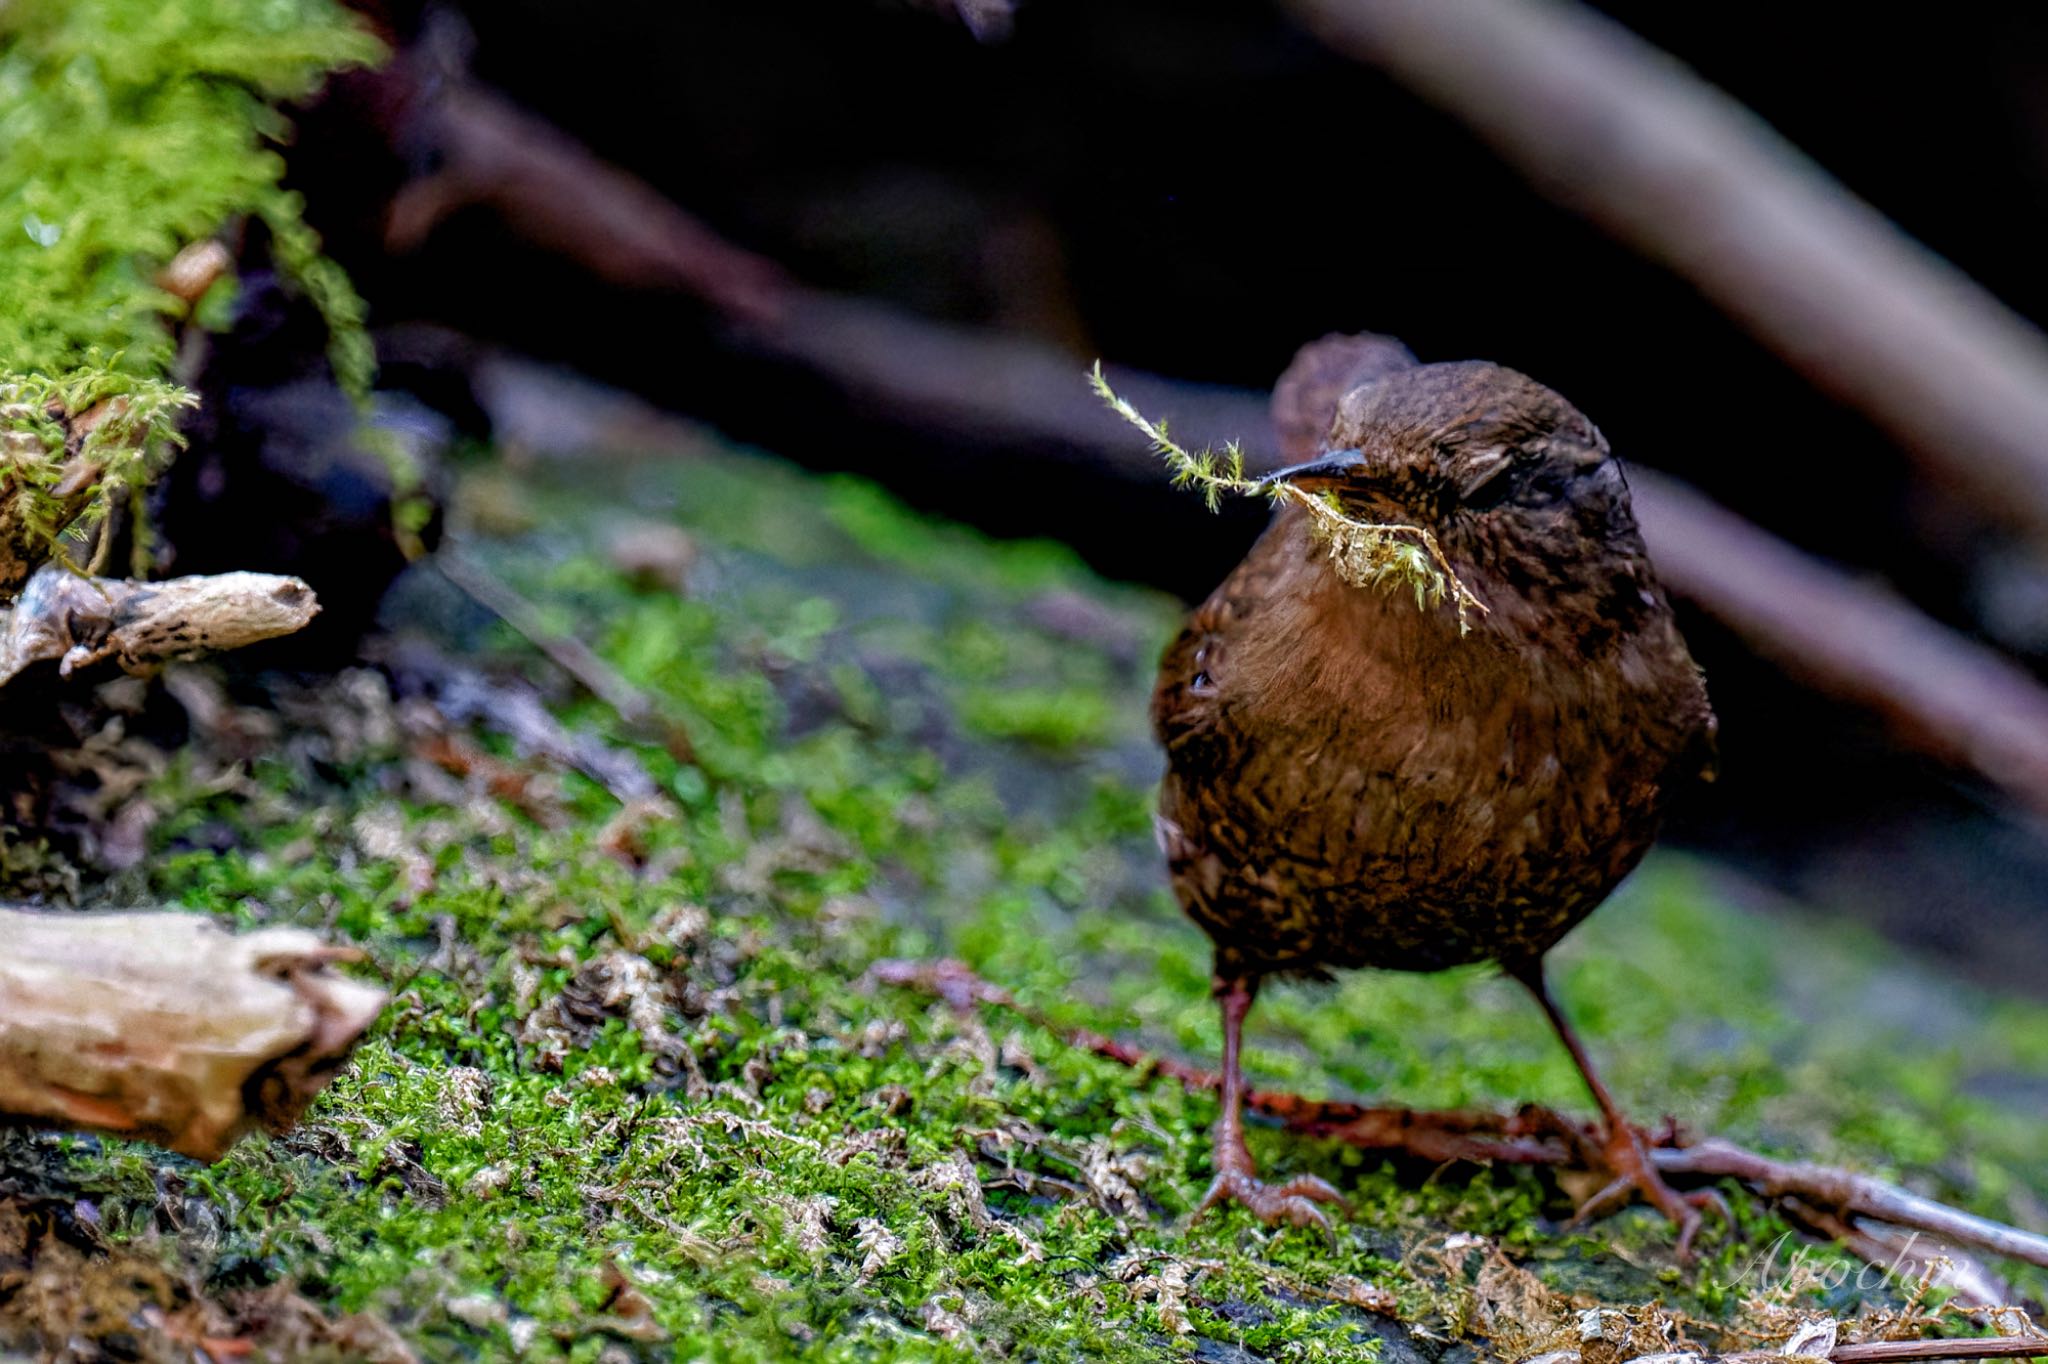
[1151,334,1718,1253]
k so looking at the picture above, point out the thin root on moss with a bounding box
[870,956,2048,1289]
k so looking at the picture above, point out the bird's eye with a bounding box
[1460,456,1519,510]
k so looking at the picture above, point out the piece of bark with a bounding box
[0,908,385,1160]
[0,563,320,686]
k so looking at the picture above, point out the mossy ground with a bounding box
[5,403,2046,1360]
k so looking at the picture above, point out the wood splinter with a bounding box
[0,908,386,1160]
[0,562,321,687]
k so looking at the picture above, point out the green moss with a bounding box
[0,366,194,575]
[18,439,2048,1359]
[959,686,1116,751]
[0,0,379,378]
[0,0,379,585]
[822,477,1106,599]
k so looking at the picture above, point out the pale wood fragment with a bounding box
[0,563,320,686]
[0,908,385,1160]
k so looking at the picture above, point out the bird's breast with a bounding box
[1161,610,1697,974]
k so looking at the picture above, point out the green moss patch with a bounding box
[7,429,2044,1359]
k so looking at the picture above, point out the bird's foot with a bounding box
[1572,1126,1727,1261]
[1194,1164,1348,1230]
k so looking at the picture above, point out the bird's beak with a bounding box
[1254,448,1367,489]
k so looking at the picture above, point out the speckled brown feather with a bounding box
[1155,354,1713,980]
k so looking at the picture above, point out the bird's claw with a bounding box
[1194,1168,1348,1231]
[1671,1188,1732,1262]
[1570,1129,1728,1262]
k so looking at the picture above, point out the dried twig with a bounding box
[0,907,385,1160]
[435,548,695,765]
[1657,1142,2048,1275]
[1776,1199,2015,1321]
[371,634,663,804]
[1821,1341,2047,1364]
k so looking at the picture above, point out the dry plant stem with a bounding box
[0,908,386,1160]
[435,548,697,764]
[0,563,319,686]
[1820,1342,2048,1364]
[1777,1197,2014,1314]
[370,634,663,804]
[869,958,2048,1276]
[1280,0,2048,542]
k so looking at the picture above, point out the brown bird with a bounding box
[1153,336,1718,1252]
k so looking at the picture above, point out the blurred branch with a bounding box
[384,79,1261,466]
[383,70,2048,818]
[388,85,790,328]
[1629,472,2048,820]
[1279,0,2048,541]
[434,548,696,767]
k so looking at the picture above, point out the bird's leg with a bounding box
[1510,959,1723,1260]
[1193,971,1348,1230]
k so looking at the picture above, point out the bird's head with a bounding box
[1259,361,1653,632]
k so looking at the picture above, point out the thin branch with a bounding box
[1279,0,2048,542]
[1657,1141,2048,1275]
[1823,1342,2047,1364]
[370,634,664,805]
[1776,1198,2015,1324]
[1627,470,2048,823]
